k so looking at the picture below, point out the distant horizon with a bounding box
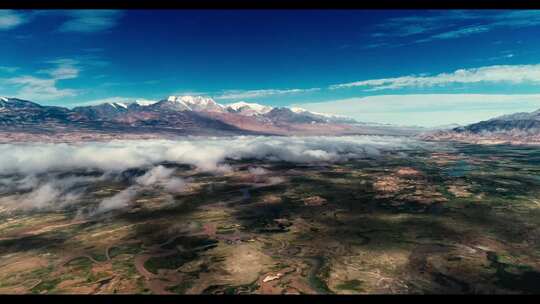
[2,10,540,126]
[5,92,540,129]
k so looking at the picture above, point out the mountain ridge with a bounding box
[421,107,540,145]
[0,95,422,142]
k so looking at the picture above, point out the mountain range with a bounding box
[0,96,417,142]
[5,95,540,145]
[422,108,540,145]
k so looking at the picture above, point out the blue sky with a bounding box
[1,9,540,126]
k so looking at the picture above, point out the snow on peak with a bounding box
[290,106,349,119]
[227,101,273,115]
[290,107,308,114]
[167,95,213,105]
[307,110,341,118]
[0,97,8,102]
[107,102,127,109]
[167,95,224,112]
[115,102,127,109]
[133,99,157,106]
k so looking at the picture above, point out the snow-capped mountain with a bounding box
[147,96,191,111]
[3,95,359,125]
[0,95,395,140]
[130,95,358,124]
[0,97,75,126]
[289,107,357,123]
[0,97,42,110]
[125,99,158,110]
[132,99,158,107]
[73,102,129,120]
[453,109,540,134]
[264,107,327,124]
[226,101,273,116]
[421,107,540,145]
[164,95,225,112]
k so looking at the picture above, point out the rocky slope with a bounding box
[421,108,540,145]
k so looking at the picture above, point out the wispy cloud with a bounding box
[5,76,78,101]
[370,11,476,39]
[169,90,209,97]
[38,59,80,80]
[3,59,80,101]
[57,10,123,33]
[330,64,540,91]
[216,88,320,100]
[0,10,123,33]
[484,52,515,62]
[0,10,28,30]
[102,79,160,87]
[367,10,540,48]
[360,42,402,50]
[421,25,491,42]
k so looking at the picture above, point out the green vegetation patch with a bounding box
[335,279,364,292]
[66,256,94,272]
[162,236,218,250]
[31,277,62,294]
[306,257,333,294]
[487,251,540,294]
[144,252,197,274]
[202,280,260,295]
[166,280,194,294]
[108,243,143,258]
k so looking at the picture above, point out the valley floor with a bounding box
[1,142,540,294]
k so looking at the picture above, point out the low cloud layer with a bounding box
[0,136,423,176]
[96,165,188,213]
[0,136,425,213]
[0,173,105,210]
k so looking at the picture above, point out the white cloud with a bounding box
[169,90,208,96]
[424,25,491,41]
[0,10,122,33]
[330,64,540,91]
[0,136,422,176]
[136,165,173,186]
[485,52,515,62]
[38,59,80,80]
[248,167,268,175]
[21,184,62,209]
[97,186,137,213]
[97,165,187,213]
[135,165,187,192]
[0,173,105,210]
[0,10,27,30]
[5,76,78,100]
[216,88,320,100]
[58,10,123,33]
[296,94,540,127]
[368,10,540,47]
[2,59,81,101]
[0,136,424,213]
